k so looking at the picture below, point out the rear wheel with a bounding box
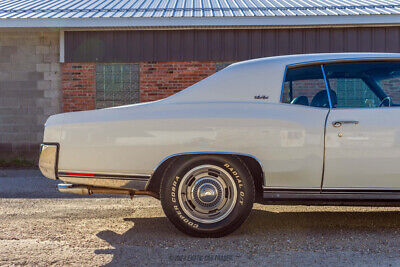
[160,155,254,237]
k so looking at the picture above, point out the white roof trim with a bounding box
[0,15,400,28]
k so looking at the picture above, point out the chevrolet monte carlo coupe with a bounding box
[40,53,400,237]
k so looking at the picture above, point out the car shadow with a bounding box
[95,209,400,266]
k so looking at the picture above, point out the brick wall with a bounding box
[62,63,95,112]
[0,31,61,160]
[381,78,400,103]
[61,61,227,111]
[140,61,216,102]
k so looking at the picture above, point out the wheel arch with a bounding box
[146,152,265,201]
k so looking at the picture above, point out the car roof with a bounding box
[164,53,400,104]
[232,53,400,69]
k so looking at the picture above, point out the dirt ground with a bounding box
[1,170,400,266]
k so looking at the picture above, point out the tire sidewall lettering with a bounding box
[224,163,245,205]
[171,176,179,203]
[171,176,199,229]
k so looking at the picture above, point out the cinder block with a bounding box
[0,46,17,55]
[50,63,60,72]
[28,71,44,81]
[17,45,36,56]
[0,70,12,80]
[10,71,28,81]
[44,89,59,99]
[0,88,42,98]
[35,98,52,108]
[0,62,36,72]
[36,45,49,55]
[50,79,60,89]
[36,63,51,72]
[0,53,11,63]
[11,53,43,64]
[36,114,49,125]
[43,106,59,116]
[50,97,61,108]
[37,80,51,90]
[43,53,59,63]
[0,80,37,90]
[44,71,60,81]
[0,36,40,46]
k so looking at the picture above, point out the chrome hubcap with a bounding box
[177,165,237,224]
[194,178,222,206]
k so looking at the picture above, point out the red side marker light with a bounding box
[66,172,95,177]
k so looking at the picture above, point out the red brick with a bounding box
[139,61,216,102]
[61,63,95,112]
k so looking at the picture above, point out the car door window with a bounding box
[324,61,400,108]
[282,65,329,108]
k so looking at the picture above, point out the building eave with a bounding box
[0,15,399,29]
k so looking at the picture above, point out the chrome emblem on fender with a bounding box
[254,95,269,100]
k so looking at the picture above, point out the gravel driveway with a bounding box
[1,169,400,266]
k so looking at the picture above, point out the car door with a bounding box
[323,61,400,190]
[271,64,330,189]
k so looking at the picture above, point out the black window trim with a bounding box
[281,58,400,110]
[280,63,332,109]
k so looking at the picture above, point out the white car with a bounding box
[39,53,400,237]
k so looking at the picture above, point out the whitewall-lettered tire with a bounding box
[160,155,255,237]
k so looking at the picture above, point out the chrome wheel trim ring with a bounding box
[177,164,238,224]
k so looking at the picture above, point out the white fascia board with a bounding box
[59,30,64,63]
[0,15,399,28]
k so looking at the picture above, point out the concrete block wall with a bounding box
[0,30,61,160]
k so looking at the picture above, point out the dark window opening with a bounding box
[324,61,400,108]
[282,65,330,108]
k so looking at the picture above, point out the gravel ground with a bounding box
[1,169,400,266]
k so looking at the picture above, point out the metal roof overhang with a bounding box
[0,15,400,29]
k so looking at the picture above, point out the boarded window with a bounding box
[95,64,139,108]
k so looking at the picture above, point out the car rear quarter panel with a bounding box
[57,102,327,188]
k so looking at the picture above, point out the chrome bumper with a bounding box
[38,143,59,180]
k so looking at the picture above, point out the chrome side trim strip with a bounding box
[263,192,400,201]
[323,187,400,193]
[263,187,400,200]
[58,176,148,191]
[58,171,150,190]
[263,187,319,191]
[263,187,400,193]
[58,172,150,180]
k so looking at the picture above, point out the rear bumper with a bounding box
[38,142,150,191]
[38,143,59,180]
